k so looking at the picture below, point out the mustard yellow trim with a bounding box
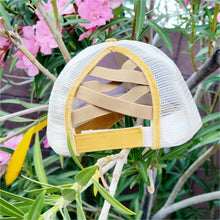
[65,45,161,155]
[75,127,143,153]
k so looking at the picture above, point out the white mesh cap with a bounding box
[47,40,202,156]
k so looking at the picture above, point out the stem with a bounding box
[190,2,198,71]
[51,0,61,31]
[210,87,220,114]
[98,149,131,220]
[152,191,220,220]
[208,2,220,57]
[0,29,57,82]
[131,0,138,40]
[35,2,71,63]
[0,115,47,144]
[163,142,220,207]
[0,105,48,122]
[186,49,220,91]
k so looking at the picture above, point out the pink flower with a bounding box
[0,132,23,178]
[13,26,40,76]
[35,20,58,55]
[78,29,93,41]
[184,0,189,6]
[43,138,50,149]
[78,0,114,29]
[0,23,12,67]
[101,0,122,9]
[217,12,220,22]
[42,0,74,15]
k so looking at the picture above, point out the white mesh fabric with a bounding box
[47,40,202,155]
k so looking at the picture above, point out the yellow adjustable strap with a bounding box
[75,127,143,153]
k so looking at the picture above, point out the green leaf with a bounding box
[0,3,12,30]
[61,188,76,202]
[189,131,220,152]
[27,191,45,220]
[136,160,150,186]
[92,179,135,215]
[196,47,208,58]
[0,110,34,122]
[202,112,220,124]
[0,147,14,154]
[34,131,48,184]
[195,123,220,139]
[135,0,147,40]
[63,19,91,26]
[9,57,18,73]
[202,75,220,84]
[138,16,165,40]
[67,132,84,170]
[129,174,141,189]
[0,197,24,218]
[0,99,42,108]
[76,193,86,220]
[158,144,189,161]
[75,165,99,187]
[60,206,72,220]
[145,19,173,54]
[0,189,34,203]
[89,18,131,40]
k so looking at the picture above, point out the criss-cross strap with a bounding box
[72,84,151,125]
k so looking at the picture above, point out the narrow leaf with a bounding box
[189,131,220,152]
[0,197,24,218]
[0,189,34,203]
[159,144,189,161]
[61,188,76,202]
[5,120,47,185]
[92,179,135,215]
[0,147,14,154]
[135,0,147,39]
[34,131,48,184]
[0,99,42,108]
[0,110,34,122]
[145,19,173,54]
[0,3,12,30]
[137,161,150,186]
[67,132,83,170]
[75,165,99,187]
[76,194,86,220]
[202,112,220,124]
[27,191,45,220]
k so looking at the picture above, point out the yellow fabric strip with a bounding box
[82,81,121,93]
[75,112,124,134]
[72,85,151,125]
[90,66,148,85]
[121,59,137,70]
[76,85,152,119]
[75,127,143,153]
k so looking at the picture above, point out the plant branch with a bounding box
[152,191,220,220]
[0,105,48,122]
[131,0,138,40]
[163,142,220,208]
[190,1,198,71]
[35,2,71,63]
[208,2,220,57]
[98,149,130,220]
[51,0,61,31]
[0,28,57,82]
[186,49,220,91]
[0,115,47,144]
